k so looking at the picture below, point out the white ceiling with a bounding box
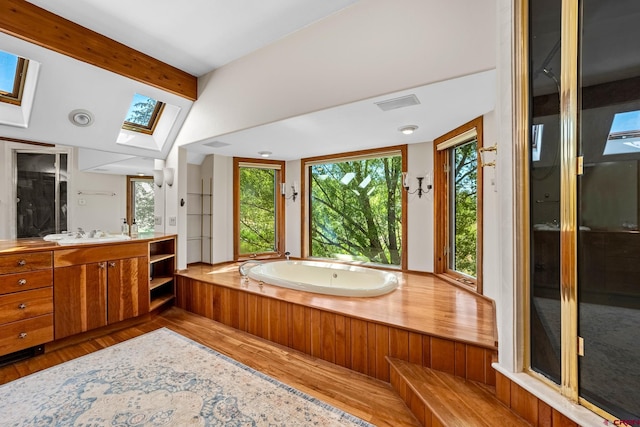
[1,1,496,174]
[27,0,359,77]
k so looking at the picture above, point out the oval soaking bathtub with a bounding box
[246,260,398,297]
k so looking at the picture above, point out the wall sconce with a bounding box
[153,169,164,188]
[163,167,175,187]
[478,144,497,167]
[281,182,298,202]
[153,167,175,187]
[402,171,432,198]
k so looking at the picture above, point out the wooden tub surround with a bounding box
[177,263,514,426]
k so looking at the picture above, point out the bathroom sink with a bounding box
[43,234,132,245]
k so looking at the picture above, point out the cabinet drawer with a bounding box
[0,269,53,295]
[0,252,52,274]
[0,287,53,324]
[0,314,53,356]
[54,243,147,267]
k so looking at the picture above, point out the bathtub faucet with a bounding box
[284,251,290,260]
[239,260,263,277]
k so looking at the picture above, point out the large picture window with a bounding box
[434,117,483,292]
[302,146,406,268]
[234,158,285,260]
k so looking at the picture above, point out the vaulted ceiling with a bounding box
[0,0,497,174]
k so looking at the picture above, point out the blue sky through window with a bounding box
[609,110,640,134]
[603,110,640,155]
[124,93,158,126]
[0,51,19,93]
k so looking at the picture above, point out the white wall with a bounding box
[284,159,301,257]
[211,155,233,263]
[176,0,496,146]
[0,142,126,239]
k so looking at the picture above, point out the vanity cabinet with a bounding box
[0,251,54,357]
[53,243,149,339]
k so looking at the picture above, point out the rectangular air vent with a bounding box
[374,94,420,111]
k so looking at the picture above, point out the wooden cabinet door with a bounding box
[106,256,149,324]
[54,262,107,339]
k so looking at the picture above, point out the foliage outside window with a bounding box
[0,50,29,106]
[234,158,285,259]
[434,117,483,292]
[304,147,406,267]
[122,93,164,134]
[126,176,155,233]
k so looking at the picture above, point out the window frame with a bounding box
[433,117,484,293]
[233,157,285,261]
[126,175,154,233]
[0,55,29,106]
[122,97,165,135]
[301,145,407,270]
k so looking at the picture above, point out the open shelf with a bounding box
[149,294,175,311]
[148,236,176,310]
[150,253,175,264]
[150,276,173,291]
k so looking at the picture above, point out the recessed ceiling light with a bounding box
[258,151,272,158]
[69,109,94,127]
[399,125,418,135]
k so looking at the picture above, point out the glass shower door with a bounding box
[578,0,640,418]
[16,152,68,238]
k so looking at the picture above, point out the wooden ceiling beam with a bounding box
[0,0,197,100]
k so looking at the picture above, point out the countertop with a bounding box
[0,233,176,254]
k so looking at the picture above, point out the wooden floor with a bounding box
[0,307,420,427]
[180,263,498,350]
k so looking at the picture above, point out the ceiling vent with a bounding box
[204,141,231,148]
[374,94,420,111]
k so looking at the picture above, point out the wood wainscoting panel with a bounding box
[175,271,498,385]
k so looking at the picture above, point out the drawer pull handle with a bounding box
[18,303,27,309]
[98,262,106,269]
[18,279,27,286]
[109,262,116,268]
[19,332,27,339]
[17,259,26,266]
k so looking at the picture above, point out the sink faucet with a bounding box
[75,227,86,238]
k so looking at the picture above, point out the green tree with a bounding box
[452,141,477,277]
[133,180,155,232]
[126,98,157,126]
[239,167,276,254]
[310,155,402,265]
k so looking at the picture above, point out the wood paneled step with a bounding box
[388,357,530,427]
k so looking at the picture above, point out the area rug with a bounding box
[0,328,374,426]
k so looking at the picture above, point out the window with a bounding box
[0,50,29,106]
[434,117,483,292]
[234,158,285,259]
[602,110,640,155]
[126,176,155,233]
[122,93,165,134]
[302,146,406,268]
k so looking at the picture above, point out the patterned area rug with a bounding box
[1,328,374,426]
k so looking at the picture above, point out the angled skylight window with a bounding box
[122,93,165,134]
[603,110,640,155]
[0,50,29,106]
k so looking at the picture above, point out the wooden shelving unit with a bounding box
[148,236,176,311]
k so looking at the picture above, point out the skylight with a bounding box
[0,50,29,106]
[603,110,640,155]
[122,93,165,134]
